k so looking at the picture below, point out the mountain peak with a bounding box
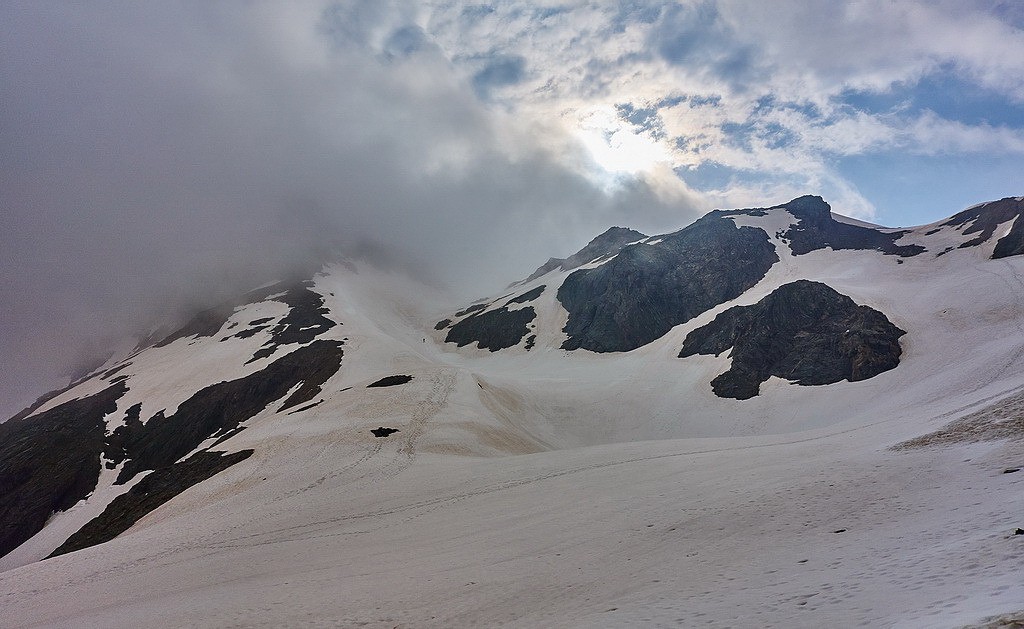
[523,226,646,283]
[776,194,831,219]
[590,225,645,242]
[939,196,1024,259]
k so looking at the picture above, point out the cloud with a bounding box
[0,2,704,418]
[471,54,528,99]
[352,0,1024,223]
[649,1,759,87]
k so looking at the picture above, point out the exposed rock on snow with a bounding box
[50,449,254,558]
[558,212,778,352]
[506,284,545,305]
[454,303,487,317]
[524,226,646,283]
[776,195,925,257]
[108,339,344,485]
[940,196,1024,259]
[153,282,294,349]
[679,280,905,399]
[0,331,345,560]
[246,281,338,363]
[0,382,127,557]
[367,375,414,388]
[444,306,536,351]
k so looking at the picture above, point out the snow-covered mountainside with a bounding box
[3,196,1024,628]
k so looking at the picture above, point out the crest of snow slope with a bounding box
[430,201,1024,445]
[3,206,1024,627]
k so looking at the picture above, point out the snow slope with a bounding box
[3,198,1024,627]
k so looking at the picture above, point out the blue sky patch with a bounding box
[675,161,765,192]
[616,102,667,139]
[837,71,1024,129]
[837,151,1024,226]
[472,55,528,99]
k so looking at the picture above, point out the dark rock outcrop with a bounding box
[371,427,400,438]
[248,281,337,362]
[0,382,127,558]
[152,279,338,358]
[153,282,294,348]
[775,195,924,257]
[939,197,1024,258]
[100,362,132,380]
[1,275,349,561]
[154,303,242,348]
[50,449,254,558]
[525,227,646,282]
[679,280,905,399]
[108,339,344,485]
[557,213,779,352]
[367,375,413,388]
[223,325,270,341]
[455,303,487,317]
[445,306,536,351]
[507,285,545,305]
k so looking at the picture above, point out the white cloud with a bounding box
[902,111,1024,154]
[416,0,1024,211]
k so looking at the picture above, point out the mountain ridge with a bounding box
[3,194,1024,627]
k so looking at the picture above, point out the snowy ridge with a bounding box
[2,198,1024,627]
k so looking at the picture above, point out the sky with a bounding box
[2,0,1023,418]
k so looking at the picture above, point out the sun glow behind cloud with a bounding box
[574,106,673,189]
[420,0,1024,224]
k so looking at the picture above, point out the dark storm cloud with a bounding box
[0,2,701,419]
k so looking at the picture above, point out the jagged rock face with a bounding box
[558,213,779,352]
[776,195,924,257]
[940,197,1024,259]
[0,383,126,558]
[525,227,646,282]
[679,280,905,399]
[444,306,536,351]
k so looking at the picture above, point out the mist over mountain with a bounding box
[4,194,1024,626]
[4,2,1024,626]
[0,4,703,420]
